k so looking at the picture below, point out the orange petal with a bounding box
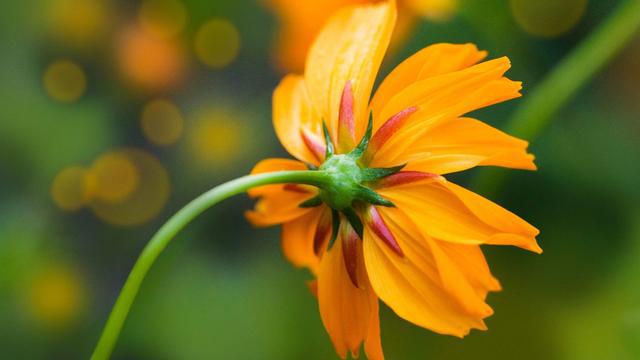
[371,43,487,129]
[247,158,309,198]
[378,205,496,316]
[305,1,396,144]
[391,117,536,174]
[370,57,522,164]
[363,207,490,337]
[377,180,541,253]
[273,75,324,164]
[281,206,327,272]
[318,234,383,359]
[245,189,316,227]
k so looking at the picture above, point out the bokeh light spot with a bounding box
[188,110,245,168]
[116,26,185,91]
[194,18,241,68]
[27,264,85,328]
[141,99,184,146]
[89,148,170,226]
[138,0,187,39]
[43,60,87,103]
[510,0,588,38]
[90,151,140,204]
[47,0,110,47]
[405,0,458,21]
[50,166,92,211]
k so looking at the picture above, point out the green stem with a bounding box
[90,170,330,360]
[473,0,640,195]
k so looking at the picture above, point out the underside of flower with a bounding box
[294,82,436,286]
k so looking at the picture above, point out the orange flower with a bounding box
[247,1,540,359]
[265,0,457,72]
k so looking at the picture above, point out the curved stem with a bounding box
[473,0,640,195]
[91,170,330,360]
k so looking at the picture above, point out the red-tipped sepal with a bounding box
[314,210,333,255]
[374,171,442,188]
[364,106,418,162]
[366,206,404,257]
[341,220,361,288]
[338,81,356,152]
[300,128,326,162]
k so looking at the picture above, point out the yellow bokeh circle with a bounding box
[140,99,184,146]
[50,166,93,211]
[47,0,110,47]
[188,109,245,167]
[405,0,458,21]
[194,18,241,68]
[28,265,84,328]
[89,152,140,204]
[138,0,187,38]
[89,148,170,226]
[43,60,87,102]
[510,0,588,38]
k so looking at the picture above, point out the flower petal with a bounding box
[305,1,396,143]
[318,234,383,359]
[363,207,490,337]
[281,206,328,271]
[370,57,522,164]
[273,75,324,164]
[377,180,541,252]
[370,43,487,129]
[390,117,536,174]
[245,158,317,227]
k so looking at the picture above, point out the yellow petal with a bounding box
[318,235,383,359]
[281,206,327,272]
[382,117,536,174]
[370,57,522,164]
[245,189,315,227]
[378,180,541,252]
[370,43,487,129]
[363,207,490,337]
[305,1,396,143]
[273,76,324,164]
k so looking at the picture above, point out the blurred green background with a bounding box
[1,0,639,359]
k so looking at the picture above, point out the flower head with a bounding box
[247,1,540,358]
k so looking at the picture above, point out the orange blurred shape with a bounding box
[27,264,85,328]
[50,166,93,211]
[140,99,184,146]
[43,60,87,103]
[88,148,170,226]
[116,26,186,91]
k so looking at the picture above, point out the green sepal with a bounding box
[349,111,373,160]
[342,207,364,239]
[299,195,323,208]
[322,121,335,158]
[328,209,340,249]
[357,185,395,207]
[361,164,405,182]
